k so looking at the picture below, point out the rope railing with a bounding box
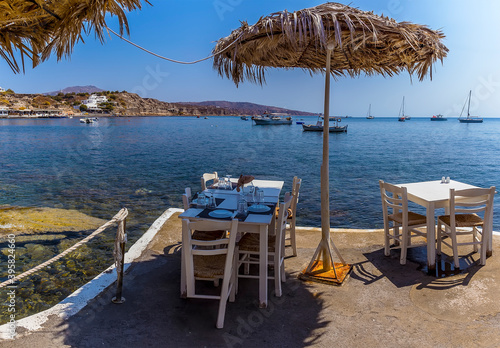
[0,208,129,289]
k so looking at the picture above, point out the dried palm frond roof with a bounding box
[0,0,149,73]
[213,2,448,86]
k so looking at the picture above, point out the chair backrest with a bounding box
[276,195,293,253]
[379,180,409,225]
[291,177,302,214]
[182,187,192,210]
[449,186,495,224]
[182,219,238,285]
[201,172,218,191]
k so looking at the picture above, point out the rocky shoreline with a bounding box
[0,91,314,117]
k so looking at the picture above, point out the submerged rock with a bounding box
[0,206,107,236]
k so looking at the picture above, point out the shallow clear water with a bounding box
[0,115,499,321]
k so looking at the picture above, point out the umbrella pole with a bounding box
[299,46,351,285]
[321,48,332,270]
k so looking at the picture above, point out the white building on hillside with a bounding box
[0,87,5,93]
[83,94,108,110]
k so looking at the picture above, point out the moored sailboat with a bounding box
[398,96,411,121]
[366,104,374,119]
[458,90,483,123]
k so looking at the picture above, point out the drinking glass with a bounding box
[226,175,232,189]
[207,192,216,208]
[237,197,248,214]
[256,188,264,205]
[247,185,255,203]
[197,192,206,208]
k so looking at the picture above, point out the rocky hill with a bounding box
[44,85,104,96]
[0,89,314,117]
[181,100,316,116]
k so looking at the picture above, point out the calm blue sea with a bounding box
[1,116,499,233]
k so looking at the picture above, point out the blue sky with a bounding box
[2,0,500,117]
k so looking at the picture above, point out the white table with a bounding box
[397,180,487,270]
[179,178,284,308]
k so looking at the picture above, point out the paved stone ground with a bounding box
[3,213,500,348]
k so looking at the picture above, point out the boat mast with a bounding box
[402,96,405,117]
[467,90,472,118]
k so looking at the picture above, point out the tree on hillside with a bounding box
[0,0,150,73]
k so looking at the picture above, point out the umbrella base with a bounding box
[299,260,352,285]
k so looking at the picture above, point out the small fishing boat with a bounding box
[240,116,249,120]
[302,117,347,133]
[80,117,98,124]
[253,112,292,125]
[296,120,305,124]
[430,114,447,121]
[459,90,483,123]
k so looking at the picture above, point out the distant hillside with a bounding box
[44,85,104,96]
[180,100,316,116]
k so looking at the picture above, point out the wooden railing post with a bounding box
[112,217,127,304]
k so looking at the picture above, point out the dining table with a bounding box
[397,179,493,271]
[179,178,284,308]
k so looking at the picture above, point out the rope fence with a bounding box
[0,208,129,290]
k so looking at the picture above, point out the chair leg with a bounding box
[384,225,391,256]
[229,267,236,302]
[400,227,408,265]
[290,225,297,257]
[436,223,442,255]
[480,227,487,266]
[216,280,230,329]
[473,227,479,253]
[274,258,282,297]
[180,247,187,298]
[451,230,460,268]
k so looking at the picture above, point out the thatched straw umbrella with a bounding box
[0,0,149,73]
[213,2,448,283]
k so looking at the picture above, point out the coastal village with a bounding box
[0,86,313,118]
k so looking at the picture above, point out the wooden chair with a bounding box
[379,180,428,265]
[181,218,239,329]
[182,187,192,211]
[201,172,218,191]
[437,186,495,268]
[287,177,302,256]
[276,176,302,256]
[235,195,292,297]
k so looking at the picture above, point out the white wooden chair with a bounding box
[437,186,495,268]
[201,172,218,191]
[235,195,292,297]
[182,187,192,211]
[379,180,428,265]
[181,218,239,329]
[286,177,302,256]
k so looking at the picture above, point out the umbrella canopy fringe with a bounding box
[0,0,149,73]
[212,2,448,85]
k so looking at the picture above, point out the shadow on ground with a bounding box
[55,243,328,348]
